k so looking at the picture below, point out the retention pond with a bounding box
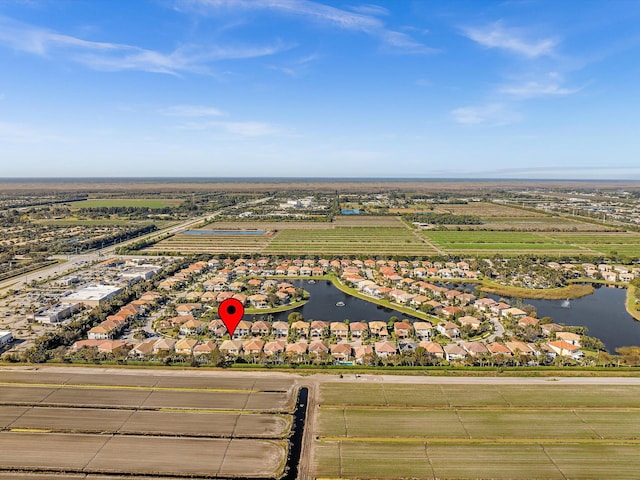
[250,280,639,353]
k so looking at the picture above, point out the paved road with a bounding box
[487,315,505,342]
[0,196,271,295]
[4,364,640,386]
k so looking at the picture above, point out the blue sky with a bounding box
[1,0,640,178]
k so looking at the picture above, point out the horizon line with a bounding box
[1,176,640,183]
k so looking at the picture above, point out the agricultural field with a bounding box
[194,221,335,230]
[145,219,439,255]
[314,381,640,480]
[69,198,184,209]
[420,230,640,256]
[433,202,546,217]
[265,227,437,255]
[422,230,588,255]
[143,214,640,257]
[474,215,613,231]
[544,232,640,257]
[431,202,615,231]
[0,369,295,479]
[333,215,408,227]
[144,221,336,253]
[145,231,275,254]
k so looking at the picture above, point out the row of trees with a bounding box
[402,212,483,225]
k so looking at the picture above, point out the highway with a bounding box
[0,196,271,294]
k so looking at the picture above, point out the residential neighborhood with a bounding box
[3,254,617,367]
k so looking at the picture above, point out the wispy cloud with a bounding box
[216,120,283,136]
[499,73,581,98]
[462,21,557,57]
[451,103,520,126]
[176,0,435,54]
[0,121,66,143]
[457,23,575,125]
[348,4,390,17]
[380,30,434,54]
[178,119,285,137]
[161,104,226,117]
[177,0,380,30]
[269,52,320,77]
[0,15,121,56]
[0,15,288,75]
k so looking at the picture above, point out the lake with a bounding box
[523,285,639,353]
[248,280,640,353]
[247,279,421,324]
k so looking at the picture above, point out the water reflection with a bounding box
[247,279,419,324]
[248,280,640,353]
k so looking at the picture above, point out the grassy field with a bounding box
[626,285,640,320]
[145,231,273,254]
[420,229,640,257]
[265,227,437,255]
[422,230,588,255]
[314,382,640,479]
[70,198,183,209]
[545,232,640,257]
[320,383,640,408]
[478,282,595,299]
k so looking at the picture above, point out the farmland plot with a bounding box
[0,369,294,479]
[265,227,438,255]
[546,232,640,257]
[422,230,587,255]
[315,382,640,479]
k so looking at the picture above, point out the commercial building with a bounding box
[60,284,123,307]
[34,303,81,324]
[120,265,160,281]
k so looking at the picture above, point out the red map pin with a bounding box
[218,298,244,337]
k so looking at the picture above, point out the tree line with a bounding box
[402,212,483,225]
